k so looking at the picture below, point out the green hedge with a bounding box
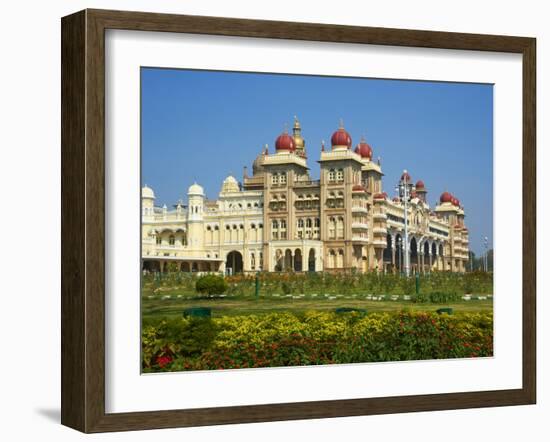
[142,310,493,372]
[195,274,228,295]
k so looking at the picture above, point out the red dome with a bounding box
[392,196,400,202]
[331,127,352,148]
[416,180,425,189]
[373,192,387,200]
[401,171,412,182]
[440,192,453,203]
[275,133,295,152]
[451,197,459,206]
[354,139,373,159]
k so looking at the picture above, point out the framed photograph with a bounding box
[61,9,536,433]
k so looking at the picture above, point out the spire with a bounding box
[339,118,344,129]
[292,115,305,151]
[321,140,325,152]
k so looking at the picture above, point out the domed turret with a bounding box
[331,120,352,149]
[415,180,425,189]
[354,136,373,159]
[220,175,240,194]
[187,182,205,227]
[275,125,296,152]
[142,185,155,199]
[440,191,453,203]
[292,116,306,156]
[400,171,412,183]
[141,185,155,218]
[252,147,266,175]
[188,182,204,196]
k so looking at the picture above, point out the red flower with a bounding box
[156,355,172,368]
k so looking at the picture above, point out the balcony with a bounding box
[352,222,369,230]
[351,206,368,214]
[372,239,387,247]
[372,227,387,235]
[352,236,369,244]
[372,212,387,220]
[294,179,320,187]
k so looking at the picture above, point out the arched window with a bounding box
[337,216,344,239]
[328,169,336,182]
[329,217,336,239]
[306,218,312,228]
[280,219,287,229]
[251,223,256,229]
[232,224,237,230]
[169,235,175,246]
[272,220,278,229]
[272,173,279,184]
[214,225,219,231]
[156,236,162,245]
[280,172,287,185]
[298,219,304,228]
[337,249,345,268]
[315,218,320,228]
[336,169,344,182]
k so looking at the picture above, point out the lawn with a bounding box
[142,291,493,320]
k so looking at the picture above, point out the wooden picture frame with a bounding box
[61,8,536,433]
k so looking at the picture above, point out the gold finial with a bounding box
[339,118,344,129]
[361,134,366,143]
[321,140,325,152]
[264,143,268,155]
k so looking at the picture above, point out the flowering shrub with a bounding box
[142,311,493,372]
[142,270,493,298]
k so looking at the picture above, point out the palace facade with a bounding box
[142,118,470,274]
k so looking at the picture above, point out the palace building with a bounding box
[142,118,470,274]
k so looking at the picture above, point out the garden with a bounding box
[143,310,493,372]
[141,270,494,372]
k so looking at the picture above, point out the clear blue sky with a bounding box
[141,68,493,256]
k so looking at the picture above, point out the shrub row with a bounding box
[142,271,493,297]
[142,310,493,372]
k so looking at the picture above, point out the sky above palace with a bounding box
[141,68,493,256]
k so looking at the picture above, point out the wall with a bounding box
[0,0,547,440]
